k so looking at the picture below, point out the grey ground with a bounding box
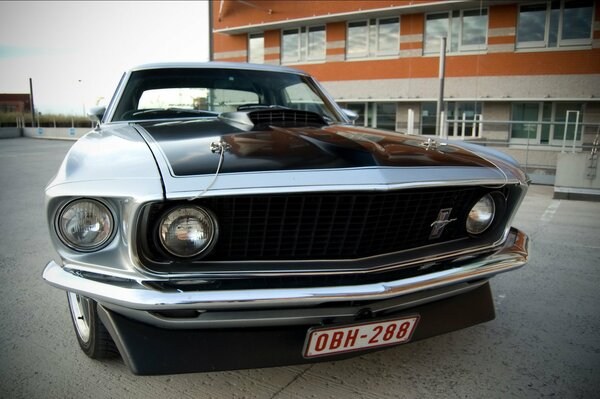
[0,137,598,398]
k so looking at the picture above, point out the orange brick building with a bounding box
[211,0,600,153]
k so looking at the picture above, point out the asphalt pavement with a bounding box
[0,137,598,398]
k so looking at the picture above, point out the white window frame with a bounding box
[247,32,264,64]
[346,20,370,59]
[458,9,489,51]
[376,17,401,56]
[306,25,327,61]
[516,0,595,50]
[346,17,400,59]
[424,8,488,54]
[281,25,326,64]
[281,27,302,63]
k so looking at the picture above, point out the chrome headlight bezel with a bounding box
[466,193,496,235]
[55,198,116,252]
[158,205,219,259]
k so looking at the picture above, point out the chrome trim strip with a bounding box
[102,280,487,329]
[104,70,132,123]
[43,229,528,311]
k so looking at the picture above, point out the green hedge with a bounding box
[0,112,92,128]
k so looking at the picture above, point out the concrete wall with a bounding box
[554,152,600,200]
[323,75,600,102]
[0,127,22,139]
[22,127,90,140]
[482,102,511,141]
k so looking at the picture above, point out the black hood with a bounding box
[135,118,494,177]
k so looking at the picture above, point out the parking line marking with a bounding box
[541,200,560,223]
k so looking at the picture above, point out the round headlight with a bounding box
[159,206,217,258]
[57,199,114,251]
[466,194,496,235]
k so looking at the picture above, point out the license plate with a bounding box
[303,315,419,358]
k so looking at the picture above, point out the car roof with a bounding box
[129,62,309,76]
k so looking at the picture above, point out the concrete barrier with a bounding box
[22,127,91,140]
[0,127,22,139]
[554,152,600,201]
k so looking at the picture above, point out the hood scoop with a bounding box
[219,108,327,131]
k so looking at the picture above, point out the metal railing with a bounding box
[587,128,599,180]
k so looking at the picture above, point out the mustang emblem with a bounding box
[420,138,439,151]
[429,208,457,239]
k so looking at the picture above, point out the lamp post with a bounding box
[29,78,35,127]
[436,36,447,138]
[77,79,86,116]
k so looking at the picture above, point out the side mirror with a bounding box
[87,106,106,124]
[341,108,359,123]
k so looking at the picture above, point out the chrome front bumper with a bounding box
[43,228,528,316]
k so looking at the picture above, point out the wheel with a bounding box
[66,292,119,359]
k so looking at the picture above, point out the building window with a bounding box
[340,103,396,130]
[346,18,400,59]
[248,33,264,64]
[421,102,438,135]
[446,102,483,137]
[420,102,482,136]
[510,102,584,144]
[424,9,488,54]
[307,26,326,60]
[375,103,397,131]
[281,26,326,63]
[517,0,594,49]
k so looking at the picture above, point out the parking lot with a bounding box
[0,137,598,398]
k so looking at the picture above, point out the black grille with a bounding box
[248,109,326,127]
[182,187,486,261]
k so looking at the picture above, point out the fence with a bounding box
[0,113,93,129]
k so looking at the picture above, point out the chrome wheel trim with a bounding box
[68,292,92,343]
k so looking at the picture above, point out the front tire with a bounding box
[67,292,118,359]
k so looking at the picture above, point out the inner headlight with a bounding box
[466,194,495,235]
[57,199,114,251]
[159,206,217,258]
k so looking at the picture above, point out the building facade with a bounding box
[0,94,31,113]
[211,0,600,178]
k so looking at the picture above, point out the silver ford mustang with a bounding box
[43,62,529,375]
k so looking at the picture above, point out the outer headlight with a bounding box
[466,194,495,234]
[159,206,217,258]
[57,199,115,251]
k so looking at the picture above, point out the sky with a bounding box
[0,1,209,115]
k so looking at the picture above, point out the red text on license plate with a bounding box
[303,316,419,358]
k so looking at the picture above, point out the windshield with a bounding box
[110,68,343,123]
